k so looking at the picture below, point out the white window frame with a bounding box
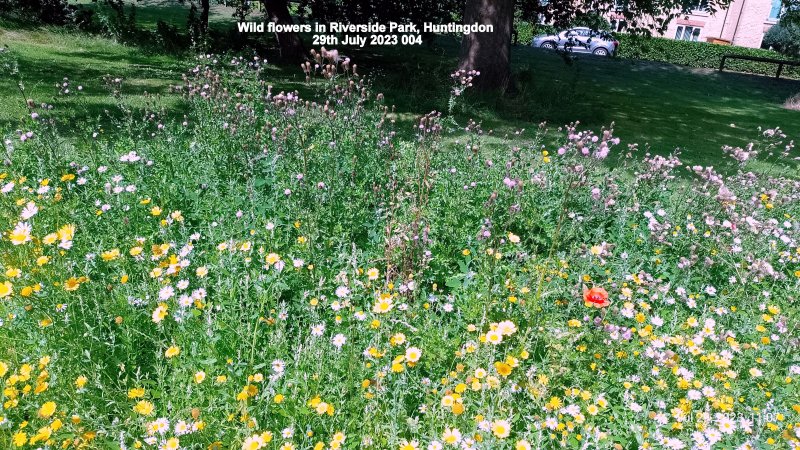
[675,25,702,41]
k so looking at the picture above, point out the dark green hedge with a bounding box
[616,34,800,79]
[515,21,556,46]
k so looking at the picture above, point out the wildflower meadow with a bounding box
[1,48,800,450]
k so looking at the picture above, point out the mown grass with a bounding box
[73,0,239,30]
[1,1,799,170]
[356,38,800,168]
[0,21,186,134]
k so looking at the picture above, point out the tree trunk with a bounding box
[262,0,305,62]
[200,0,210,34]
[457,0,514,92]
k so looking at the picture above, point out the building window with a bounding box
[768,0,782,21]
[675,26,701,41]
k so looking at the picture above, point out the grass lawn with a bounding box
[2,2,799,170]
[73,0,239,30]
[0,21,187,133]
[358,38,800,169]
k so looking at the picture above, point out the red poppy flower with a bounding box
[583,286,609,308]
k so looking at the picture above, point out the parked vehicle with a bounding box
[532,27,619,56]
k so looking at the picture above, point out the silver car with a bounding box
[532,27,619,56]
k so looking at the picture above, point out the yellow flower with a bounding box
[163,437,180,450]
[56,224,75,242]
[165,346,180,358]
[0,281,13,298]
[101,248,121,261]
[30,425,52,444]
[12,431,27,447]
[494,361,512,377]
[128,387,145,398]
[133,400,154,416]
[194,371,206,384]
[63,277,80,291]
[150,206,162,216]
[75,375,88,389]
[38,401,56,418]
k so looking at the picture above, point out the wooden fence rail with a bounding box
[718,54,800,79]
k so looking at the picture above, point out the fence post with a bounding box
[719,55,726,72]
[776,63,784,79]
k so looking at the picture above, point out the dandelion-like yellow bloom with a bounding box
[133,400,154,416]
[38,401,56,418]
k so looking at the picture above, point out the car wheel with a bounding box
[592,47,609,56]
[540,42,557,50]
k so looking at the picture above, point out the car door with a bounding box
[562,29,578,50]
[572,29,591,52]
[556,30,571,49]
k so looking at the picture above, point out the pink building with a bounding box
[610,0,784,48]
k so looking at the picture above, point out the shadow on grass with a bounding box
[3,13,799,173]
[0,47,187,134]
